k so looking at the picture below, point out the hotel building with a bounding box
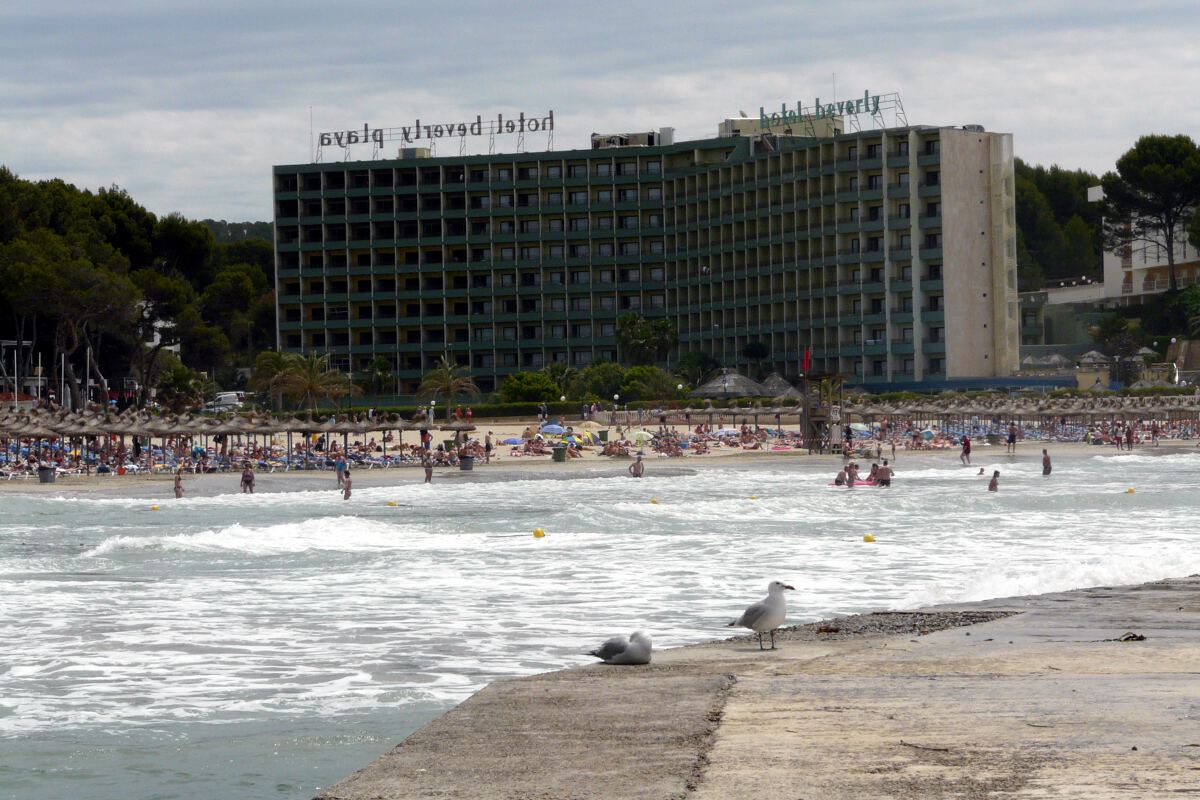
[273,118,1018,395]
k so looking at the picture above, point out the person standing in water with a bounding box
[335,454,346,487]
[422,451,433,484]
[628,454,644,478]
[342,469,352,500]
[960,435,972,465]
[1006,423,1018,454]
[988,470,999,491]
[1042,449,1052,476]
[240,462,255,494]
[174,468,184,499]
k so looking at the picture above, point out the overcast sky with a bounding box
[3,1,1197,222]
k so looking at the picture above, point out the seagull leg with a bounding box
[757,631,764,650]
[770,629,777,650]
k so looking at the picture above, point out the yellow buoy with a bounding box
[749,495,758,500]
[1125,487,1136,494]
[863,533,876,542]
[150,505,160,511]
[650,498,659,504]
[533,528,545,538]
[387,500,398,507]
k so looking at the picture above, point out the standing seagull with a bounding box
[588,631,652,665]
[727,580,795,650]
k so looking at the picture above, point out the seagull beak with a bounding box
[783,584,795,590]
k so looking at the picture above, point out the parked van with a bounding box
[205,391,245,412]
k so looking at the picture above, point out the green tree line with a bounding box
[1014,158,1103,291]
[0,167,274,408]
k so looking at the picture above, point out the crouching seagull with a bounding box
[588,630,652,665]
[727,580,795,650]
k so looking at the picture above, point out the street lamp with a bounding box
[429,399,436,423]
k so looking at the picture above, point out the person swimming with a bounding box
[834,468,847,486]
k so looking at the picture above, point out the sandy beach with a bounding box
[2,428,1194,499]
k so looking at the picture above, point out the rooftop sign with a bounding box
[318,111,555,149]
[760,91,881,132]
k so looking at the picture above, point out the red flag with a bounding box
[802,348,811,373]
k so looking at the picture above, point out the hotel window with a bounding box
[573,323,592,338]
[571,297,591,311]
[901,327,913,342]
[645,161,662,174]
[852,328,863,343]
[499,220,515,233]
[897,202,910,218]
[646,187,663,200]
[925,201,940,217]
[472,300,492,314]
[549,244,565,259]
[600,322,615,336]
[899,234,911,248]
[596,216,613,230]
[867,236,881,252]
[551,324,566,338]
[571,270,590,284]
[570,244,588,257]
[547,219,563,232]
[928,295,942,311]
[925,139,940,155]
[500,247,516,260]
[867,174,882,189]
[649,294,665,308]
[849,207,859,221]
[928,357,943,373]
[848,176,859,190]
[897,140,909,155]
[617,162,637,176]
[866,143,881,158]
[899,295,913,311]
[595,189,613,202]
[519,246,541,260]
[599,295,615,309]
[500,272,516,286]
[545,192,562,206]
[597,242,614,256]
[598,269,614,283]
[497,194,514,207]
[548,271,564,284]
[596,163,612,177]
[573,351,593,365]
[649,240,665,254]
[924,233,942,249]
[897,172,909,186]
[867,205,881,221]
[502,353,518,366]
[620,242,641,256]
[648,267,665,280]
[496,168,512,181]
[475,354,495,368]
[618,188,638,202]
[925,170,940,187]
[900,265,912,280]
[569,217,589,231]
[620,268,640,282]
[474,327,494,342]
[501,326,517,340]
[518,167,537,180]
[569,191,587,205]
[550,297,566,311]
[647,213,663,228]
[619,215,638,229]
[567,164,586,178]
[849,238,861,253]
[519,220,540,233]
[847,145,858,159]
[546,165,562,179]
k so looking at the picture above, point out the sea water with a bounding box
[2,451,1199,799]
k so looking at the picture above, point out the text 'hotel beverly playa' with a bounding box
[272,93,1019,395]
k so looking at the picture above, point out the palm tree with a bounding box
[366,356,395,395]
[417,356,480,404]
[277,352,361,413]
[250,350,298,411]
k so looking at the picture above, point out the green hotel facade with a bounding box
[273,120,1018,396]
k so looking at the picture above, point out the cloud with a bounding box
[1,0,1196,220]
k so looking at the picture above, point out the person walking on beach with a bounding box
[240,462,255,494]
[628,454,644,478]
[960,435,972,465]
[422,451,433,484]
[484,431,493,464]
[174,468,184,499]
[988,470,999,492]
[1042,449,1052,476]
[342,469,352,500]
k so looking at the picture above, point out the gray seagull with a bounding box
[588,630,652,665]
[727,580,795,650]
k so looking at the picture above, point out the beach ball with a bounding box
[533,528,545,538]
[387,500,397,507]
[1125,487,1136,494]
[150,505,160,511]
[863,533,876,542]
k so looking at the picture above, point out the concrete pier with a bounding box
[317,577,1200,799]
